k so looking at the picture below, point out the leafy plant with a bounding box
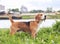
[0,21,60,44]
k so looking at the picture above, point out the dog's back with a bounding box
[23,22,30,27]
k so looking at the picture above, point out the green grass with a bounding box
[22,15,35,19]
[22,14,60,19]
[0,21,60,44]
[45,14,60,19]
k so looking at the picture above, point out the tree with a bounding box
[57,10,60,12]
[30,10,37,13]
[12,8,19,12]
[29,10,44,13]
[20,5,28,13]
[8,8,19,14]
[46,7,53,13]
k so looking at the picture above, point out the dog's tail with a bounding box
[7,14,14,23]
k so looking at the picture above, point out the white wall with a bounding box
[0,5,5,12]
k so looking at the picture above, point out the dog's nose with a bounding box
[44,15,46,20]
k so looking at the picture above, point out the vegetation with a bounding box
[8,8,19,12]
[22,14,60,19]
[0,14,60,19]
[22,15,35,19]
[47,14,60,19]
[57,10,60,12]
[29,10,44,13]
[0,21,60,44]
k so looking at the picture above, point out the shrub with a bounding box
[0,21,60,44]
[52,21,60,32]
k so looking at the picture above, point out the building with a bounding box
[0,5,5,14]
[0,5,5,11]
[20,5,28,13]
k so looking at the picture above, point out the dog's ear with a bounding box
[35,14,42,20]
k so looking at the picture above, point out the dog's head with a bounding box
[35,14,46,22]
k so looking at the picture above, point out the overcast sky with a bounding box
[0,0,60,11]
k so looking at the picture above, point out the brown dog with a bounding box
[7,13,46,38]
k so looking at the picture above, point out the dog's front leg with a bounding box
[31,30,36,38]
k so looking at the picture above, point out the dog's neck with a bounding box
[36,21,39,23]
[36,20,41,23]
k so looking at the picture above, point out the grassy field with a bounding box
[22,14,60,19]
[0,21,60,44]
[47,14,60,19]
[0,14,60,19]
[22,15,35,19]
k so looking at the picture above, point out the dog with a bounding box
[7,13,46,38]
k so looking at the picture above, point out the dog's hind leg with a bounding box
[10,26,17,35]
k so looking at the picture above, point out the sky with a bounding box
[0,0,60,11]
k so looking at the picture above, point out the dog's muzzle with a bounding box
[44,15,46,21]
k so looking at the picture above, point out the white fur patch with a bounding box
[41,14,45,19]
[36,20,43,33]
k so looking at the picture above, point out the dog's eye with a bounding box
[40,14,42,16]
